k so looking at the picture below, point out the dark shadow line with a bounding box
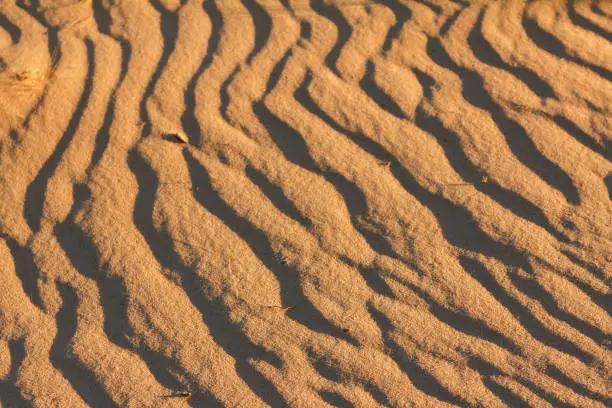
[0,11,21,44]
[0,338,33,407]
[560,249,610,286]
[359,59,407,119]
[367,304,469,407]
[140,0,181,136]
[245,164,312,229]
[310,0,352,77]
[411,83,568,244]
[54,185,203,405]
[411,0,442,15]
[348,261,396,299]
[7,338,26,383]
[439,4,465,36]
[128,149,286,408]
[92,0,131,84]
[413,67,434,100]
[264,48,292,96]
[426,37,581,205]
[181,391,223,408]
[4,238,44,309]
[522,12,612,83]
[374,0,412,54]
[542,253,611,320]
[91,2,132,169]
[468,356,574,408]
[467,8,557,99]
[546,364,612,406]
[55,219,218,408]
[220,65,241,125]
[15,0,58,57]
[565,275,611,322]
[328,171,401,259]
[56,4,159,391]
[457,256,595,365]
[181,0,223,147]
[591,0,611,18]
[184,149,357,351]
[292,72,410,260]
[241,0,272,65]
[24,38,95,234]
[92,0,112,33]
[127,150,185,270]
[255,93,408,274]
[292,70,570,353]
[263,55,407,301]
[362,382,392,407]
[481,377,531,408]
[255,86,418,292]
[298,70,537,283]
[305,347,342,383]
[299,19,312,41]
[306,346,392,407]
[137,307,225,408]
[55,4,219,406]
[400,278,522,355]
[319,391,355,408]
[279,0,292,12]
[568,0,612,42]
[51,282,118,407]
[252,100,318,171]
[605,173,612,201]
[91,40,130,169]
[552,115,611,163]
[510,271,611,348]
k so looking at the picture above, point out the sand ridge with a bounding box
[0,0,610,406]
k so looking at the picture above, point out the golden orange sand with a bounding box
[0,0,610,407]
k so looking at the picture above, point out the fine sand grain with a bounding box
[0,0,610,407]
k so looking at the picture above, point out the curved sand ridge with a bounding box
[0,0,610,406]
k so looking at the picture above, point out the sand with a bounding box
[0,0,610,406]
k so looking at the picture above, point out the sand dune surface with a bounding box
[0,0,610,407]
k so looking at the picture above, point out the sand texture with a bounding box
[0,0,611,406]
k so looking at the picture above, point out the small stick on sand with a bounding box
[443,176,489,187]
[162,391,192,399]
[262,305,295,311]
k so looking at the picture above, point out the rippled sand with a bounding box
[0,0,610,406]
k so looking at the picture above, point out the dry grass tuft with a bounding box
[0,47,60,128]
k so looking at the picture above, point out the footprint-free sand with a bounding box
[0,0,610,406]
